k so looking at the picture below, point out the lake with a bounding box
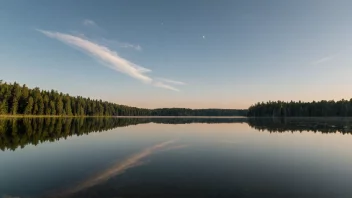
[1,117,352,198]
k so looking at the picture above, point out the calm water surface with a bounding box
[1,117,352,198]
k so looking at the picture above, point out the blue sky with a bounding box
[1,0,352,108]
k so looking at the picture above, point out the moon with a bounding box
[202,35,205,39]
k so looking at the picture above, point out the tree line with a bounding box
[0,80,150,116]
[247,100,352,117]
[0,80,246,116]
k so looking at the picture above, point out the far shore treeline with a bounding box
[0,80,246,116]
[2,80,352,117]
[248,100,352,117]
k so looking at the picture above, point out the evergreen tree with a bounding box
[9,82,21,115]
[0,100,8,114]
[50,100,56,115]
[0,80,246,117]
[18,84,29,114]
[24,97,34,115]
[38,97,45,115]
[63,96,72,116]
[43,94,50,115]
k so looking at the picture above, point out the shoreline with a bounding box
[2,115,352,119]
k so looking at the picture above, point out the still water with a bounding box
[1,117,352,198]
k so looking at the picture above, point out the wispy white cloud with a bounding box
[38,29,151,83]
[156,78,186,85]
[99,37,142,51]
[153,81,180,92]
[37,29,182,91]
[311,46,352,66]
[120,42,142,51]
[83,19,97,27]
[311,55,336,65]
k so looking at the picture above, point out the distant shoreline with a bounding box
[3,115,352,119]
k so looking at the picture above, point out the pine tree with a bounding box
[10,82,21,115]
[56,98,64,115]
[0,100,8,114]
[43,94,50,115]
[24,97,34,115]
[18,84,29,114]
[63,96,72,116]
[50,100,56,115]
[38,97,45,115]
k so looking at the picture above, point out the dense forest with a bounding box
[247,100,352,117]
[0,80,246,116]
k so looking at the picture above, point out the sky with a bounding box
[1,0,352,109]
